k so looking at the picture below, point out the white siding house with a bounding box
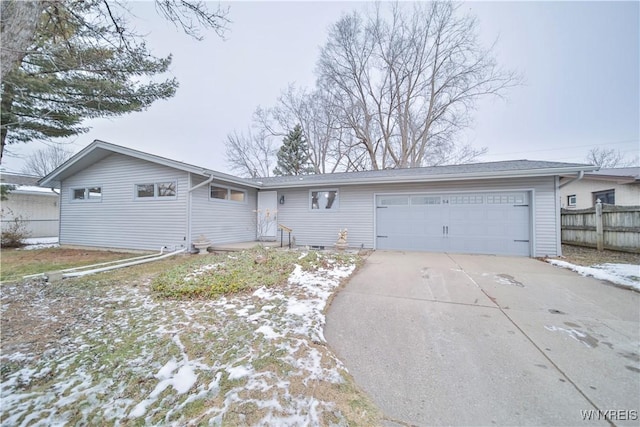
[39,140,598,256]
[559,168,640,209]
[1,173,59,238]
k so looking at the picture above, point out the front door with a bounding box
[257,191,278,240]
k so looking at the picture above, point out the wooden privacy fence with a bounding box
[561,202,640,253]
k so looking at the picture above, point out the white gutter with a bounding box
[261,167,598,189]
[188,173,214,192]
[186,173,215,250]
[558,170,585,188]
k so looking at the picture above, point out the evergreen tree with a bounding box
[273,125,312,176]
[0,1,178,162]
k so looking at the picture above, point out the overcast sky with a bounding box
[2,0,638,175]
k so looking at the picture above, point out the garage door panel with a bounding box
[376,192,531,256]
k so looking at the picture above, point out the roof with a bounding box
[252,160,599,189]
[1,172,41,186]
[38,140,259,189]
[1,172,59,196]
[38,140,599,190]
[583,167,640,184]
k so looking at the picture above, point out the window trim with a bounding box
[134,181,178,200]
[567,194,577,207]
[309,188,339,211]
[208,184,247,204]
[70,185,103,203]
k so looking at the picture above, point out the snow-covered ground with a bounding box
[19,237,59,250]
[0,252,373,425]
[547,259,640,291]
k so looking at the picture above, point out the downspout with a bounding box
[187,173,214,249]
[556,171,584,257]
[558,170,584,188]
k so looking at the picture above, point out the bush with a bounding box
[1,216,31,248]
[151,247,360,299]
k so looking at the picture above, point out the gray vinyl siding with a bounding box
[190,175,257,244]
[275,176,560,257]
[60,153,189,251]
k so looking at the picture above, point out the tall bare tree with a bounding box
[272,86,362,173]
[225,125,277,178]
[317,2,515,169]
[22,144,74,176]
[586,147,639,168]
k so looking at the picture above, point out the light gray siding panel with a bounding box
[60,154,188,250]
[190,175,258,244]
[276,177,559,256]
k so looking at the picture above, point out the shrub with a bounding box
[151,247,359,299]
[1,215,31,248]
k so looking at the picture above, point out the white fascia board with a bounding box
[260,165,600,189]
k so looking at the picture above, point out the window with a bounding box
[137,184,155,198]
[230,189,245,202]
[310,190,338,210]
[379,196,409,206]
[210,185,246,203]
[71,186,102,202]
[158,182,176,197]
[567,195,576,207]
[135,182,177,199]
[593,189,615,205]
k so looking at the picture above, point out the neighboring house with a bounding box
[560,167,640,209]
[1,172,60,238]
[39,140,598,257]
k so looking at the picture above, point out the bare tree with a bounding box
[586,147,639,168]
[225,126,277,178]
[22,144,74,177]
[317,2,517,170]
[273,86,362,173]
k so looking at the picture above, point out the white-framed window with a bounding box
[135,181,177,199]
[71,186,102,202]
[209,185,247,203]
[567,195,577,207]
[310,189,339,211]
[593,189,614,205]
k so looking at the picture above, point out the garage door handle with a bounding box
[513,239,529,242]
[442,226,449,235]
[377,235,388,238]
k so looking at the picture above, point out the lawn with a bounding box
[0,247,136,282]
[0,247,381,426]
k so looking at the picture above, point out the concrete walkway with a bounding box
[325,251,640,426]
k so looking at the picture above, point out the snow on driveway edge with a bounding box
[546,259,640,292]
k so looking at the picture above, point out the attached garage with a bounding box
[42,142,596,257]
[376,191,531,256]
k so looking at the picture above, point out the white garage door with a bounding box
[376,192,531,256]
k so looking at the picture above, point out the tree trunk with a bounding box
[0,81,15,164]
[0,1,44,81]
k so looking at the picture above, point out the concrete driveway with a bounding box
[325,251,640,426]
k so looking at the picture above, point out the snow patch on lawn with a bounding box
[19,237,59,250]
[547,259,640,291]
[1,252,360,425]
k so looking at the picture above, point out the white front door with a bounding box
[257,191,278,240]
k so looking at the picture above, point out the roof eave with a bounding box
[260,165,598,189]
[38,140,260,189]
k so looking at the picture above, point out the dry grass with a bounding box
[560,244,640,267]
[1,248,382,426]
[0,247,137,282]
